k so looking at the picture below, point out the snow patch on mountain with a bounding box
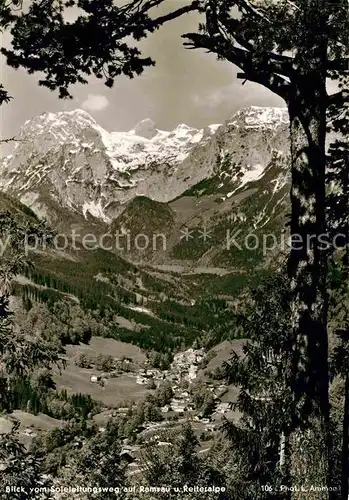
[229,163,265,196]
[207,124,221,134]
[229,105,288,129]
[83,199,111,223]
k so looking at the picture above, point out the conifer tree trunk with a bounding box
[286,19,330,497]
[342,373,349,499]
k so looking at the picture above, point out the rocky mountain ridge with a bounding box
[0,106,290,230]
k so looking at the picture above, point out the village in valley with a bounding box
[83,342,240,474]
[0,322,242,479]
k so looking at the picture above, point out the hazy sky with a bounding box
[1,1,283,148]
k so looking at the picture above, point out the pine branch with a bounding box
[236,0,271,22]
[122,0,164,14]
[0,136,23,143]
[183,32,290,97]
[217,15,293,75]
[152,1,200,28]
[237,70,290,96]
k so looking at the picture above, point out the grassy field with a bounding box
[9,410,65,430]
[199,339,247,377]
[65,336,146,363]
[54,336,149,407]
[54,368,150,407]
[0,410,66,449]
[197,339,246,424]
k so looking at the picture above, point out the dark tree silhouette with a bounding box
[327,80,349,499]
[223,271,294,499]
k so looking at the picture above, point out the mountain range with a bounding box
[0,105,291,350]
[0,105,290,267]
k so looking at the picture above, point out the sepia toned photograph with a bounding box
[0,0,348,499]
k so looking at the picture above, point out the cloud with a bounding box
[81,94,110,112]
[191,80,284,113]
[191,84,237,109]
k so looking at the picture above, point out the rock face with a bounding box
[0,106,290,228]
[133,118,158,139]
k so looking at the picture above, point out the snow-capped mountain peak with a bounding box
[230,105,289,129]
[10,109,215,172]
[0,106,289,225]
[21,109,97,138]
[131,118,158,139]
